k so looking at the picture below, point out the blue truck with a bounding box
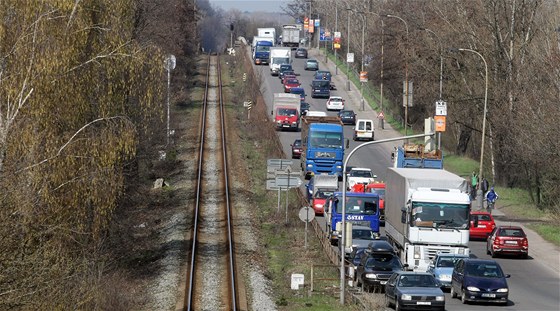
[392,144,443,169]
[326,192,381,246]
[300,115,348,180]
[252,40,273,65]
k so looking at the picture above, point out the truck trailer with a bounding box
[385,167,471,272]
[392,144,443,169]
[281,24,300,48]
[300,115,346,179]
[272,93,300,131]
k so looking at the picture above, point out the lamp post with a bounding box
[339,132,436,305]
[449,47,488,210]
[381,14,409,135]
[358,12,366,111]
[421,27,443,150]
[334,5,338,75]
[346,6,351,91]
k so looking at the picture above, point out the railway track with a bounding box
[183,54,239,311]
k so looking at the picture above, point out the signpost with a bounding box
[266,159,302,222]
[164,54,176,146]
[298,206,315,248]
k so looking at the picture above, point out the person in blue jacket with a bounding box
[485,186,499,212]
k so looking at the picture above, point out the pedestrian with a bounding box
[471,172,478,200]
[485,186,499,213]
[481,178,489,195]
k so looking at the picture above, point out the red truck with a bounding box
[272,93,300,131]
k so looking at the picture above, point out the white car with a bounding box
[326,96,345,111]
[347,168,376,190]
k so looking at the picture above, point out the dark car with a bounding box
[290,87,306,103]
[451,258,510,305]
[385,271,445,311]
[315,70,335,89]
[295,47,308,58]
[486,225,529,258]
[356,241,404,293]
[300,102,310,115]
[278,64,293,79]
[310,79,330,98]
[291,139,302,159]
[338,110,356,125]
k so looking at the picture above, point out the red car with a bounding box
[283,78,300,93]
[469,211,496,239]
[486,225,529,258]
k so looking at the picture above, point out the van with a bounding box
[310,79,330,98]
[354,119,374,141]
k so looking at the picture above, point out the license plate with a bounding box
[482,293,496,298]
[380,281,387,285]
[416,302,431,305]
[478,224,486,228]
[505,241,517,244]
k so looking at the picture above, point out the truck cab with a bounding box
[253,40,273,65]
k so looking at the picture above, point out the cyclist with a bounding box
[485,186,499,213]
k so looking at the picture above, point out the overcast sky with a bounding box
[210,0,289,13]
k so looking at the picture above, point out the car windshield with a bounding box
[350,170,372,178]
[335,195,378,214]
[499,228,525,237]
[315,188,335,199]
[366,254,402,271]
[436,257,463,268]
[412,202,470,229]
[352,229,376,240]
[286,79,298,84]
[293,140,301,147]
[398,274,438,287]
[278,108,297,116]
[341,111,353,116]
[472,214,492,221]
[465,263,504,278]
[309,131,343,149]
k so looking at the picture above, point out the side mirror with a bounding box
[271,110,273,116]
[373,175,378,178]
[345,139,350,149]
[391,152,395,160]
[505,274,511,278]
[401,207,407,224]
[473,217,479,228]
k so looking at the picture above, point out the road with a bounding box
[249,46,560,311]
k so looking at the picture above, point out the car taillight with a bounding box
[522,238,528,247]
[494,237,503,245]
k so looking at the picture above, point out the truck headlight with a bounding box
[458,248,465,254]
[414,246,421,259]
[336,165,342,169]
[307,164,313,168]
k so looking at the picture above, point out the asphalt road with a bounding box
[249,46,560,311]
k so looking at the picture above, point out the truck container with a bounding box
[257,27,276,43]
[252,40,273,65]
[300,115,346,179]
[269,47,292,75]
[392,144,443,169]
[385,167,471,272]
[271,93,300,131]
[281,24,300,48]
[326,192,381,246]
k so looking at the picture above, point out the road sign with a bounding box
[298,207,315,222]
[267,159,293,172]
[347,53,354,63]
[360,71,368,83]
[243,100,252,108]
[164,54,176,71]
[334,32,341,39]
[435,100,447,116]
[275,175,303,188]
[435,115,446,132]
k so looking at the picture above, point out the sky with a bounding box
[210,0,289,13]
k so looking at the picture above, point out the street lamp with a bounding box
[339,132,435,305]
[381,14,409,135]
[449,47,488,210]
[357,11,366,111]
[346,6,351,91]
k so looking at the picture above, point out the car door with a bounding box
[385,273,398,302]
[487,227,498,251]
[451,259,465,293]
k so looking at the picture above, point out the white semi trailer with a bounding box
[385,167,471,272]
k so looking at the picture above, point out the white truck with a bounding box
[385,167,471,272]
[272,93,300,131]
[269,47,292,76]
[281,24,300,48]
[257,27,276,44]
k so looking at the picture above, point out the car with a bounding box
[291,139,302,159]
[426,253,469,290]
[280,72,296,83]
[470,211,496,240]
[385,271,445,311]
[353,119,374,141]
[278,65,293,79]
[290,87,306,103]
[295,47,308,58]
[283,78,300,92]
[349,247,369,267]
[300,102,310,115]
[315,70,335,89]
[310,79,330,98]
[305,59,319,70]
[326,96,345,111]
[451,258,510,305]
[338,109,356,125]
[486,225,529,258]
[341,225,380,258]
[346,167,376,190]
[355,240,404,293]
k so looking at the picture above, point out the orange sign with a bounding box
[334,43,341,49]
[304,17,309,30]
[435,115,446,132]
[360,71,368,83]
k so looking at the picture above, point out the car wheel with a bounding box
[491,248,497,258]
[395,299,403,311]
[385,294,392,307]
[521,253,528,259]
[486,243,491,255]
[450,285,457,298]
[361,281,367,293]
[461,289,469,304]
